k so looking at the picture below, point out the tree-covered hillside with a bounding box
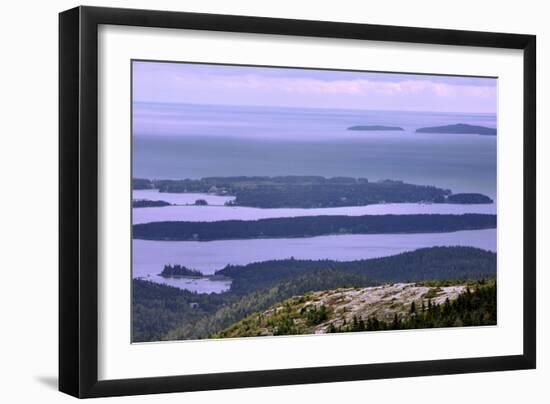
[213,279,496,338]
[164,269,376,341]
[133,247,496,342]
[132,280,232,342]
[217,246,496,294]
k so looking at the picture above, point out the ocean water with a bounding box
[132,229,496,292]
[133,191,496,224]
[133,230,497,275]
[133,103,497,199]
[132,103,497,292]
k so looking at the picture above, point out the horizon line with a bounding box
[132,100,497,116]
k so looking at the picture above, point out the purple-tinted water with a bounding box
[135,273,232,294]
[132,229,496,292]
[133,104,497,199]
[133,191,495,224]
[132,104,497,293]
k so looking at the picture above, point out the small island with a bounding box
[415,123,496,136]
[132,199,171,208]
[159,264,231,282]
[194,199,208,206]
[348,125,404,131]
[159,264,204,278]
[447,193,493,204]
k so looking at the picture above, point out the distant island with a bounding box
[132,199,171,208]
[416,123,496,136]
[133,213,497,241]
[447,193,493,204]
[347,125,404,131]
[159,264,203,278]
[132,176,493,209]
[158,264,230,283]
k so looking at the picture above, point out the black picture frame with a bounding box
[59,5,536,398]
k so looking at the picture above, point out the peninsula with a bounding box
[132,176,494,209]
[132,213,497,241]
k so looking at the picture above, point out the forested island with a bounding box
[132,247,497,341]
[132,213,496,241]
[159,264,203,278]
[347,125,404,131]
[132,176,493,209]
[132,199,171,208]
[447,193,493,204]
[416,123,496,136]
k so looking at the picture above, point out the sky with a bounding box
[132,61,497,114]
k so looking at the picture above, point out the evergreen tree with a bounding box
[359,318,365,330]
[352,315,359,330]
[391,313,400,330]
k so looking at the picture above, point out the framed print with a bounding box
[59,6,536,398]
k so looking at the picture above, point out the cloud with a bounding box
[169,71,495,100]
[133,61,496,113]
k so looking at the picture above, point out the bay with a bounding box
[132,229,496,293]
[132,191,496,224]
[131,104,497,293]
